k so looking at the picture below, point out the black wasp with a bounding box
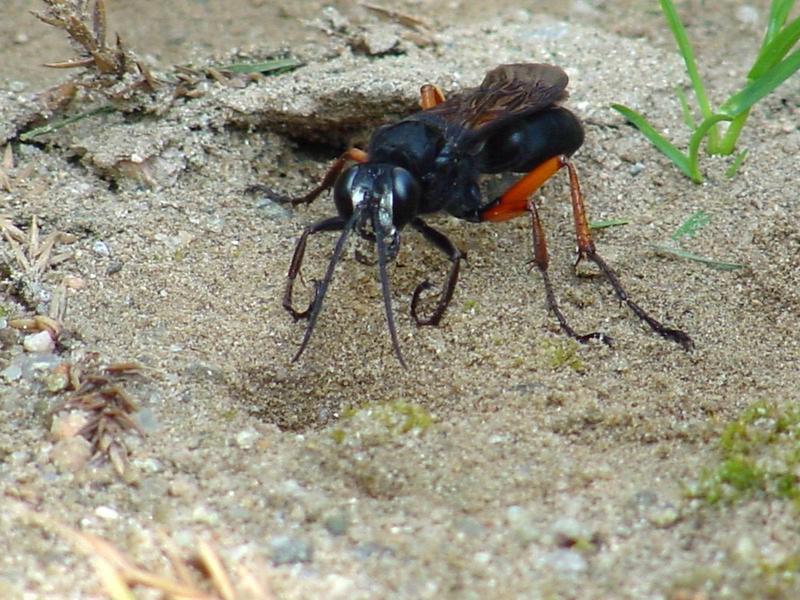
[280,63,692,366]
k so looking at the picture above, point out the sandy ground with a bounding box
[2,1,800,598]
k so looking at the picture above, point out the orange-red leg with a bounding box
[481,155,607,342]
[526,185,611,344]
[483,155,692,348]
[480,156,563,222]
[289,147,368,206]
[419,83,446,109]
[563,161,693,349]
[528,198,611,345]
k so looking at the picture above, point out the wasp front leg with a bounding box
[409,218,464,326]
[283,216,347,320]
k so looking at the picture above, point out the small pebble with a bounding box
[323,510,350,536]
[50,437,92,472]
[629,162,645,176]
[734,535,758,563]
[51,412,91,440]
[645,503,680,528]
[92,240,111,256]
[537,549,588,574]
[168,475,198,497]
[0,327,18,349]
[44,368,70,392]
[353,542,391,560]
[271,535,313,565]
[2,363,22,382]
[454,516,483,538]
[63,275,86,290]
[23,331,55,353]
[256,198,292,220]
[95,506,120,520]
[192,505,220,526]
[136,457,163,474]
[363,27,400,56]
[735,5,759,25]
[133,407,159,433]
[321,574,356,597]
[507,505,539,546]
[235,428,260,450]
[550,517,591,548]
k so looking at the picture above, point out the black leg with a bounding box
[283,216,347,321]
[410,218,464,327]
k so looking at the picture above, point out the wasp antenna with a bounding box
[375,218,407,368]
[292,214,357,363]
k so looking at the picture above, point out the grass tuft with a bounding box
[612,0,800,182]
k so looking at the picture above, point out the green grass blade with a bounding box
[20,105,116,141]
[721,47,800,115]
[725,149,749,178]
[764,0,794,46]
[589,218,630,230]
[671,210,710,241]
[675,86,696,128]
[688,113,732,174]
[718,110,750,155]
[215,57,303,74]
[651,243,746,270]
[660,0,714,121]
[611,103,695,180]
[749,14,800,79]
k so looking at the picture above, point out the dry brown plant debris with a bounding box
[0,145,15,192]
[33,0,158,91]
[50,356,145,478]
[1,215,76,282]
[1,214,77,313]
[13,503,275,600]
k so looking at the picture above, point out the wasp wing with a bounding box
[420,63,570,144]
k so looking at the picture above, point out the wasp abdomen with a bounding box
[477,107,584,174]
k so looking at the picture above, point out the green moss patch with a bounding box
[687,400,800,506]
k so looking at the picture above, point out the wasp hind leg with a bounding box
[409,218,463,326]
[481,156,692,349]
[481,156,610,344]
[526,197,611,345]
[563,160,693,350]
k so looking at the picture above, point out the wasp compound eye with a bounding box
[333,165,359,217]
[390,167,420,228]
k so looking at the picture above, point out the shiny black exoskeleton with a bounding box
[281,64,692,366]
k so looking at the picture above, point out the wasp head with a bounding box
[294,164,421,367]
[333,163,421,259]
